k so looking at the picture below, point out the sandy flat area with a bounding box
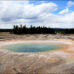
[0,38,74,74]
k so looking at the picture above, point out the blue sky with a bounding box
[0,0,74,29]
[29,1,73,14]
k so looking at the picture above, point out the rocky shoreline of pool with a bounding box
[0,39,74,74]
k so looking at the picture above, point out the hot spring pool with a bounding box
[3,43,62,53]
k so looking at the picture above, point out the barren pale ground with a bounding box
[0,33,74,74]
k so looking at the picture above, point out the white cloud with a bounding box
[0,1,58,28]
[50,12,74,28]
[0,1,74,29]
[0,1,58,20]
[59,8,69,14]
[67,1,74,7]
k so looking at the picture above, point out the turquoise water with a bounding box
[5,43,61,52]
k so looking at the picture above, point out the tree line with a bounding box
[13,25,55,34]
[11,25,74,34]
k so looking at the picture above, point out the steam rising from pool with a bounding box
[4,43,61,52]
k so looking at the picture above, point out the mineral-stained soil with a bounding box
[0,33,74,74]
[0,48,74,74]
[0,32,74,41]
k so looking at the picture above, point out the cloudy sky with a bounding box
[0,0,74,29]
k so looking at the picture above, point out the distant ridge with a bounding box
[0,28,74,34]
[0,29,12,32]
